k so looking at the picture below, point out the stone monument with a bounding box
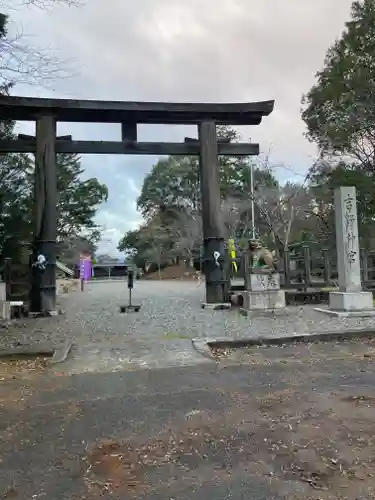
[316,186,374,316]
[242,240,286,310]
[0,280,9,320]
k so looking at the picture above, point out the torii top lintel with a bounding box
[0,96,274,125]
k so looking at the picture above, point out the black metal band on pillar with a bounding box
[29,115,57,314]
[199,121,227,304]
[203,236,227,285]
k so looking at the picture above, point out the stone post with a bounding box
[0,280,8,320]
[322,187,374,315]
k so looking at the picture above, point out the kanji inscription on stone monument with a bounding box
[335,187,361,292]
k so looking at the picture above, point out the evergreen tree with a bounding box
[0,14,31,263]
[55,153,108,240]
[302,0,375,168]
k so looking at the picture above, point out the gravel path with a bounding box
[2,280,375,350]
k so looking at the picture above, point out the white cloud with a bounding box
[7,0,354,255]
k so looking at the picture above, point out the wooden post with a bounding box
[121,122,137,141]
[224,251,231,300]
[322,248,331,286]
[283,249,291,287]
[30,114,57,314]
[243,252,250,290]
[198,121,226,304]
[4,258,11,300]
[302,245,311,290]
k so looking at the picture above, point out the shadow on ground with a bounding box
[1,339,375,499]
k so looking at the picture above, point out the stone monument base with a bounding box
[1,300,25,320]
[246,272,281,292]
[201,302,232,310]
[315,291,375,317]
[243,290,286,310]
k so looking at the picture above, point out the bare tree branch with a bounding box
[0,0,80,87]
[170,209,202,266]
[0,28,75,85]
[231,154,316,251]
[0,0,83,9]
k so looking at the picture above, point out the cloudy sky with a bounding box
[8,0,354,256]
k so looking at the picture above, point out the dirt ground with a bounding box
[210,338,375,499]
[2,338,375,499]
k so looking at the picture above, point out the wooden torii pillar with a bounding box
[198,122,227,304]
[29,116,58,315]
[21,123,72,315]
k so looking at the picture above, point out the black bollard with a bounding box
[128,269,134,289]
[119,269,141,313]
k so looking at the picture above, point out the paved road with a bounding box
[2,280,375,374]
[1,338,375,499]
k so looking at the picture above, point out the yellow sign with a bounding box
[228,238,238,273]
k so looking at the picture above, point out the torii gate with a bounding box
[0,96,274,313]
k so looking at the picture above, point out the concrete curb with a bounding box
[191,328,375,359]
[0,345,55,359]
[314,307,375,318]
[0,341,73,364]
[191,338,217,359]
[51,341,73,364]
